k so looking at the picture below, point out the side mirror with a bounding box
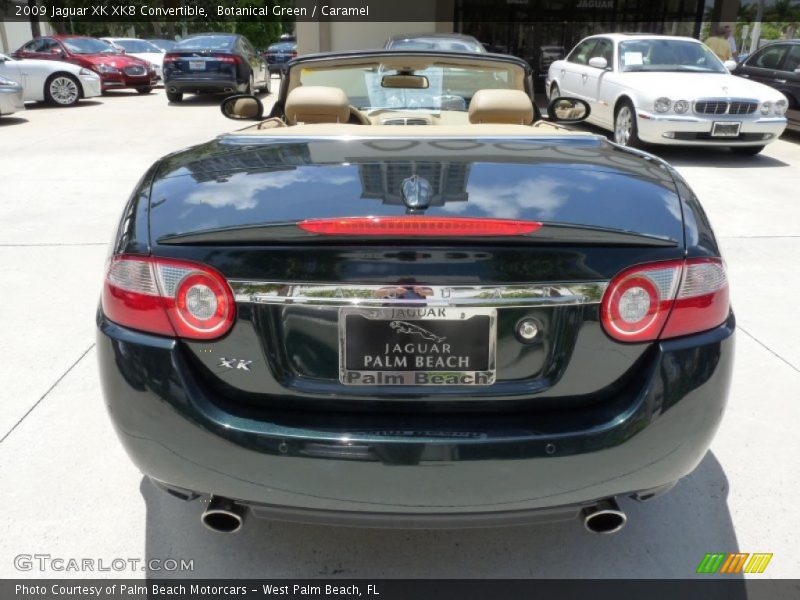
[221,94,264,120]
[588,56,608,69]
[723,60,737,71]
[546,97,590,122]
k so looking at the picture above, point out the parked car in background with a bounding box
[163,33,269,103]
[0,52,101,106]
[263,34,297,75]
[385,33,486,53]
[0,74,25,118]
[102,38,165,82]
[13,36,156,95]
[548,34,788,154]
[733,40,800,132]
[147,39,178,53]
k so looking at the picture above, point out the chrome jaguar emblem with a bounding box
[390,320,446,342]
[401,175,433,211]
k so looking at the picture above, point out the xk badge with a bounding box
[218,357,253,371]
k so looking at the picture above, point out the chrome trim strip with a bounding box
[229,281,608,308]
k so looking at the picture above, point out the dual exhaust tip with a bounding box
[581,498,627,534]
[201,496,247,533]
[200,495,626,535]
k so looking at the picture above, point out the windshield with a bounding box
[390,38,485,53]
[297,62,519,113]
[619,39,726,73]
[115,39,161,54]
[149,40,176,51]
[175,36,236,52]
[62,38,117,55]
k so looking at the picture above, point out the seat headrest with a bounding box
[285,86,350,124]
[468,89,534,125]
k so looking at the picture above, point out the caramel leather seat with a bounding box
[468,89,534,125]
[284,86,351,125]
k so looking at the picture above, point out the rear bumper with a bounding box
[636,111,787,146]
[98,312,734,525]
[164,77,242,94]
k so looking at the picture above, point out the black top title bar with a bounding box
[1,0,709,23]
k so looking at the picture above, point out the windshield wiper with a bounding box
[157,221,679,247]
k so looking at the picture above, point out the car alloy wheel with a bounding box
[615,105,633,146]
[48,75,80,106]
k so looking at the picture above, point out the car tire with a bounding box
[166,91,183,103]
[136,87,153,95]
[730,145,765,156]
[614,100,643,148]
[45,73,81,106]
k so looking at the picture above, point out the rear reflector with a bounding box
[601,258,729,342]
[298,217,542,237]
[102,256,234,340]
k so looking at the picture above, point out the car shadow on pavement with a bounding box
[167,91,272,108]
[22,100,104,110]
[140,451,744,585]
[0,116,28,126]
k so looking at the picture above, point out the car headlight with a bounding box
[654,97,671,113]
[760,101,772,115]
[79,67,98,78]
[94,64,120,74]
[673,100,690,114]
[774,99,788,116]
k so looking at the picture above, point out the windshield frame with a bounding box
[618,38,727,74]
[279,50,531,116]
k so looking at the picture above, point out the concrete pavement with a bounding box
[1,89,798,579]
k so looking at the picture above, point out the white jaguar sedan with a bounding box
[0,52,101,106]
[547,34,788,154]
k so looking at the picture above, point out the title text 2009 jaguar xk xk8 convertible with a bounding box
[98,50,734,534]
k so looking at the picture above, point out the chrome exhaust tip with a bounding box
[581,498,627,534]
[201,496,247,533]
[224,87,234,93]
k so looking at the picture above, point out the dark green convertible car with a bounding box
[97,50,733,535]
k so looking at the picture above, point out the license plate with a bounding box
[339,306,496,386]
[188,60,205,71]
[711,121,741,137]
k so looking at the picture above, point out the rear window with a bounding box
[115,39,161,53]
[175,36,236,52]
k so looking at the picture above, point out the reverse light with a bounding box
[601,258,729,342]
[297,217,543,237]
[102,256,235,340]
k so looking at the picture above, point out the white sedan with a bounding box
[101,38,164,82]
[547,34,788,155]
[0,52,101,106]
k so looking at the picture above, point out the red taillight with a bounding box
[212,53,242,64]
[601,258,729,343]
[102,256,235,340]
[291,50,298,57]
[163,53,178,64]
[298,217,542,237]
